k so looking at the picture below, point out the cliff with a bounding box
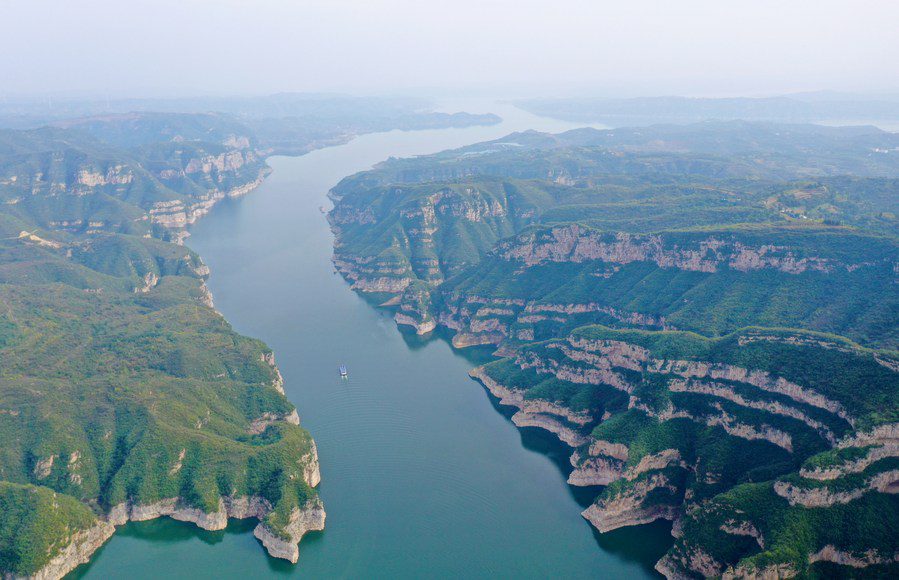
[16,407,325,579]
[17,521,117,580]
[393,281,438,334]
[323,122,899,576]
[1,103,507,578]
[469,366,592,447]
[0,114,326,579]
[253,499,327,564]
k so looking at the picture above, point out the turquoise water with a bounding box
[71,103,672,579]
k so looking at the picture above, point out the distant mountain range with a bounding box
[0,93,501,154]
[514,93,899,126]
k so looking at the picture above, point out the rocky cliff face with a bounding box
[567,451,623,486]
[323,124,899,578]
[582,472,681,532]
[332,256,414,293]
[469,325,899,577]
[253,499,326,564]
[16,521,116,580]
[0,125,273,246]
[568,448,685,487]
[655,551,719,580]
[435,293,669,350]
[248,409,301,435]
[393,283,437,334]
[20,496,275,580]
[497,224,887,275]
[469,367,592,447]
[808,545,899,569]
[773,469,899,507]
[797,424,899,484]
[328,180,526,296]
[76,165,134,188]
[20,301,324,580]
[30,435,325,580]
[416,221,898,352]
[260,351,287,395]
[517,335,853,435]
[669,378,837,445]
[394,312,437,335]
[148,165,271,240]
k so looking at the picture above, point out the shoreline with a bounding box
[40,491,326,580]
[41,114,504,579]
[31,158,318,580]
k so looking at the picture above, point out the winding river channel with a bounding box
[72,102,673,578]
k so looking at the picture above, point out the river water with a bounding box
[71,102,672,579]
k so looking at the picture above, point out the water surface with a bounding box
[72,102,673,579]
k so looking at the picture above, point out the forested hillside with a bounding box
[0,104,500,578]
[329,121,899,577]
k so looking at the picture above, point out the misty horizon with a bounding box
[4,0,899,99]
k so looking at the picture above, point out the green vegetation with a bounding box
[0,482,98,576]
[0,102,502,576]
[0,113,320,576]
[331,121,899,577]
[672,483,899,577]
[569,326,898,429]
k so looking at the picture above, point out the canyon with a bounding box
[328,121,899,577]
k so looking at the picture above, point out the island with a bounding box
[328,121,899,577]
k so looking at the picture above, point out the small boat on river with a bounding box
[339,364,348,378]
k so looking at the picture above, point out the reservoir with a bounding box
[71,102,673,578]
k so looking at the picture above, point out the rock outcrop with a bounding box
[582,474,680,532]
[395,312,437,335]
[656,548,727,580]
[808,544,899,568]
[253,499,327,564]
[248,409,301,435]
[393,283,438,334]
[567,451,624,486]
[774,469,899,507]
[470,366,591,446]
[25,416,322,580]
[20,521,116,580]
[148,167,271,238]
[568,448,685,487]
[497,224,879,275]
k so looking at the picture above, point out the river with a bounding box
[71,102,673,579]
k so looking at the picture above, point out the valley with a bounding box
[0,99,501,578]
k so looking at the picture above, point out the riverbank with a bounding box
[19,162,327,579]
[75,102,671,579]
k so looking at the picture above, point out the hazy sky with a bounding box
[3,0,898,98]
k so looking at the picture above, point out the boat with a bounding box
[339,364,348,378]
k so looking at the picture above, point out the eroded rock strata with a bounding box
[24,401,325,580]
[0,103,508,579]
[0,113,327,580]
[253,499,327,564]
[328,122,899,577]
